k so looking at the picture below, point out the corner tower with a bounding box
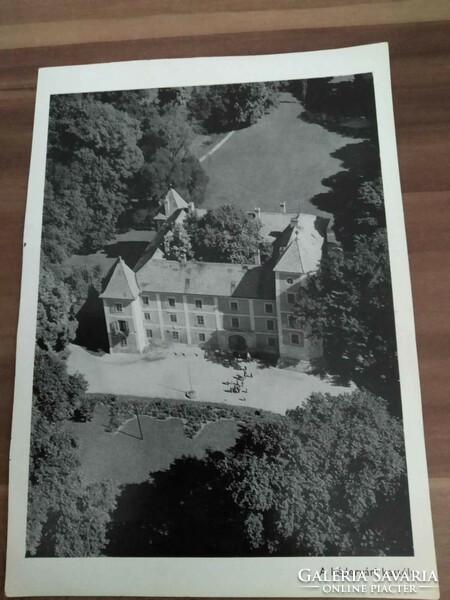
[99,257,146,353]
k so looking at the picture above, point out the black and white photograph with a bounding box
[6,45,438,598]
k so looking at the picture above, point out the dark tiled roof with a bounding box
[133,209,184,272]
[136,259,275,300]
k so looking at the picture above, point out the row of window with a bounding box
[114,325,302,347]
[143,329,302,346]
[147,313,278,331]
[143,296,205,309]
[143,312,301,331]
[112,295,296,316]
[144,313,206,325]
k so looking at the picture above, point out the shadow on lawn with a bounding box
[102,240,150,269]
[105,455,250,557]
[298,108,377,140]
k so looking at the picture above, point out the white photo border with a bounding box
[6,42,438,598]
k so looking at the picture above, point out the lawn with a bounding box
[69,404,240,485]
[201,92,363,215]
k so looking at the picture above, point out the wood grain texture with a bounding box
[0,2,449,599]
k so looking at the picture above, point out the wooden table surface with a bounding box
[0,2,449,599]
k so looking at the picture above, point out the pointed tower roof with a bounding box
[100,257,140,300]
[273,213,324,274]
[273,236,305,274]
[163,188,189,215]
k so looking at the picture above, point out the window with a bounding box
[142,296,149,306]
[267,337,276,347]
[266,319,275,331]
[170,314,177,323]
[144,312,151,321]
[114,303,123,313]
[172,331,179,341]
[264,303,273,314]
[168,297,176,307]
[197,315,205,326]
[230,301,238,312]
[199,333,206,342]
[288,314,296,328]
[118,320,127,333]
[195,299,203,309]
[231,317,240,329]
[287,293,295,304]
[291,332,304,346]
[146,329,153,339]
[287,278,294,284]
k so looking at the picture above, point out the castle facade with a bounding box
[100,190,331,364]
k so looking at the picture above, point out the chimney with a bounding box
[290,215,299,227]
[253,249,261,266]
[254,207,261,218]
[189,201,195,213]
[280,201,286,214]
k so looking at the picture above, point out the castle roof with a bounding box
[258,211,298,241]
[136,259,275,300]
[100,257,140,300]
[273,213,324,274]
[133,209,185,271]
[162,188,189,216]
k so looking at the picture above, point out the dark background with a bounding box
[0,1,449,599]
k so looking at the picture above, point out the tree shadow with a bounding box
[74,286,109,353]
[308,139,382,249]
[105,454,248,557]
[102,241,150,269]
[298,108,377,141]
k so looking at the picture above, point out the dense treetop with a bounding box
[185,204,272,264]
[106,390,411,557]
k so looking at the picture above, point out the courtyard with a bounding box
[67,343,353,415]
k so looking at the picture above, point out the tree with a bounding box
[63,263,103,305]
[49,478,118,557]
[188,82,280,133]
[27,407,118,557]
[296,229,399,402]
[164,223,194,261]
[105,391,411,557]
[216,390,410,556]
[130,102,208,205]
[44,94,144,256]
[36,264,78,352]
[291,74,376,122]
[27,352,118,557]
[319,175,385,250]
[33,348,89,422]
[185,204,272,264]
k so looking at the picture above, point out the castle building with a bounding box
[99,190,330,364]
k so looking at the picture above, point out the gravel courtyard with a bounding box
[67,343,353,415]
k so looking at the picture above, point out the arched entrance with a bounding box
[228,334,247,353]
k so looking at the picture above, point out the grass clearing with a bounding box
[201,93,362,215]
[69,393,283,485]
